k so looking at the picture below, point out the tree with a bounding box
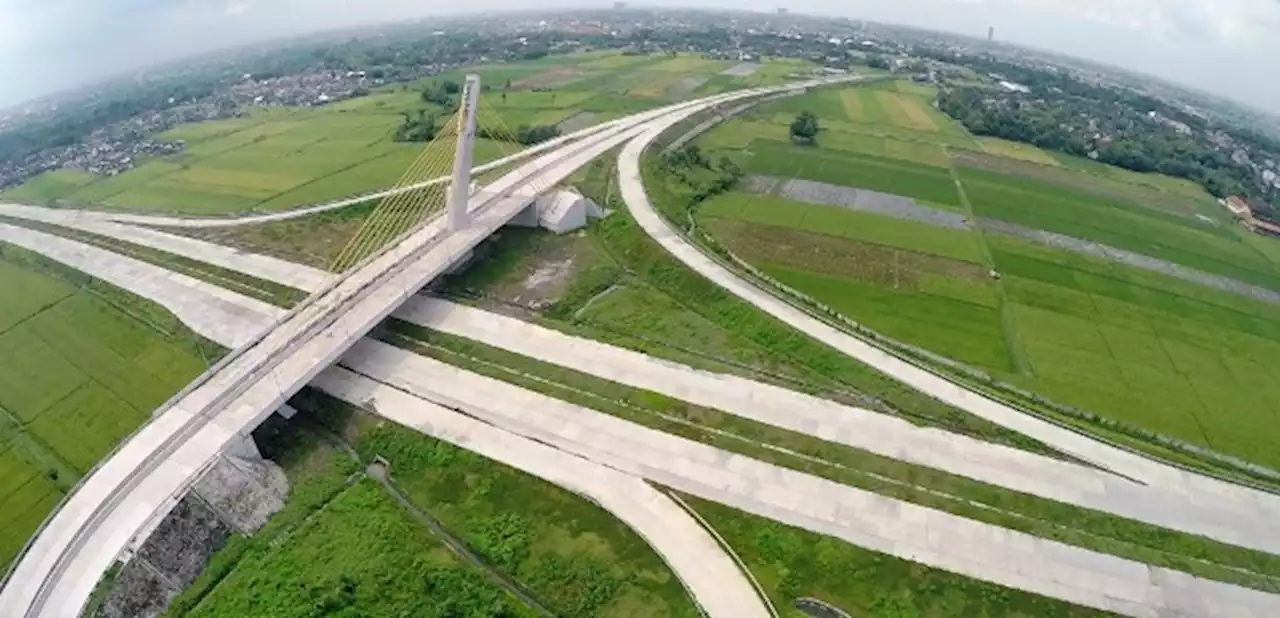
[790,110,820,145]
[394,110,439,142]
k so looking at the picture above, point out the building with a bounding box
[777,7,788,15]
[613,1,627,9]
[1225,196,1252,218]
[1253,218,1280,237]
[1222,195,1280,237]
[998,80,1031,94]
[988,26,994,42]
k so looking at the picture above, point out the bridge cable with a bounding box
[329,109,461,272]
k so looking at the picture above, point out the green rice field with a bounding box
[0,244,210,570]
[684,81,1280,469]
[4,51,785,216]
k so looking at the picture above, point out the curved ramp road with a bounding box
[615,112,1280,516]
[315,366,771,618]
[331,339,1280,618]
[0,203,333,292]
[0,81,851,618]
[0,222,280,347]
[392,298,1280,555]
[8,197,1277,557]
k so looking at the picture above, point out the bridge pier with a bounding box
[448,74,482,232]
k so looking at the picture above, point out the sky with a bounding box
[1,0,1279,113]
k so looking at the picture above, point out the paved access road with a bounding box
[392,297,1280,555]
[330,338,1280,618]
[316,364,772,618]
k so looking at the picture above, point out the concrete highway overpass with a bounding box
[0,76,856,618]
[2,74,1279,618]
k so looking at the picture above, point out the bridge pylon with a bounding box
[448,74,482,232]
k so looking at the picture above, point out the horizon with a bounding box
[0,1,1277,117]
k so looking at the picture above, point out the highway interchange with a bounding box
[1,80,1278,618]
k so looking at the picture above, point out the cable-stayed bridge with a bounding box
[0,73,855,618]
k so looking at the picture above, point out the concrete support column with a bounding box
[448,74,482,232]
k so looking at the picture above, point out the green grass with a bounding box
[0,243,215,570]
[699,192,985,263]
[0,169,99,203]
[338,406,700,618]
[987,235,1280,467]
[687,498,1111,618]
[738,140,963,207]
[186,479,537,618]
[961,167,1280,292]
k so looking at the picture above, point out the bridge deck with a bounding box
[0,85,793,616]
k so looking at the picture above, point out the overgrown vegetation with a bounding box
[172,393,700,618]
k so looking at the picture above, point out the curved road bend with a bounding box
[320,365,771,618]
[5,200,1278,555]
[393,298,1280,555]
[0,81,848,618]
[328,339,1280,618]
[615,110,1280,517]
[0,222,280,347]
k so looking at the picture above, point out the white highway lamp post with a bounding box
[448,74,482,232]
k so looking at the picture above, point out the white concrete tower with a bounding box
[448,74,482,231]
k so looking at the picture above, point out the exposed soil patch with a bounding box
[745,175,970,229]
[512,67,585,90]
[706,217,986,288]
[721,62,762,77]
[443,227,601,312]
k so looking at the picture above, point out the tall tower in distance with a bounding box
[988,26,995,42]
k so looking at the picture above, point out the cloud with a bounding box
[224,0,253,16]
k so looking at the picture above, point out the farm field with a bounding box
[953,148,1224,220]
[959,166,1280,292]
[0,244,210,571]
[979,137,1062,166]
[735,141,964,207]
[675,82,1280,472]
[989,235,1280,467]
[698,191,985,263]
[696,187,1280,467]
[1,51,767,216]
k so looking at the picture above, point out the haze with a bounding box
[1,0,1279,113]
